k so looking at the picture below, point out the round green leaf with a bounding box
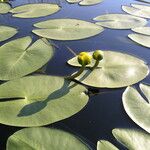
[0,26,18,42]
[128,33,150,48]
[0,3,11,14]
[9,3,60,18]
[97,140,118,150]
[123,84,150,133]
[94,14,147,29]
[131,27,150,36]
[122,4,150,19]
[0,75,88,127]
[112,128,150,150]
[0,36,54,80]
[7,127,90,150]
[79,0,103,6]
[67,51,149,88]
[32,19,104,41]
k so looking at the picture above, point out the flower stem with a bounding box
[91,60,99,71]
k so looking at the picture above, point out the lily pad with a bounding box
[7,127,90,150]
[0,75,88,127]
[66,0,103,5]
[131,27,150,36]
[0,3,11,14]
[0,26,18,42]
[67,51,149,88]
[0,36,54,80]
[123,83,150,133]
[112,128,150,150]
[94,14,147,29]
[97,140,118,150]
[9,3,60,18]
[32,19,104,41]
[122,4,150,19]
[136,0,150,4]
[128,34,150,48]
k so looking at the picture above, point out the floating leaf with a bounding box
[97,140,118,150]
[7,127,90,150]
[136,0,150,4]
[123,84,150,133]
[0,26,18,42]
[9,3,60,18]
[66,0,103,5]
[0,75,88,127]
[67,51,149,88]
[94,14,147,29]
[128,34,150,48]
[32,19,104,41]
[0,36,54,80]
[131,27,150,36]
[0,3,11,14]
[112,128,150,150]
[122,4,150,19]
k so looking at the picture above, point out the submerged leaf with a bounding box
[0,75,88,127]
[9,3,60,18]
[128,33,150,48]
[0,36,54,80]
[32,19,104,41]
[68,51,149,88]
[97,140,118,150]
[113,128,150,150]
[122,4,150,19]
[0,3,11,14]
[7,127,90,150]
[0,26,18,42]
[94,14,147,29]
[123,83,150,133]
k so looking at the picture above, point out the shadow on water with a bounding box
[17,79,77,117]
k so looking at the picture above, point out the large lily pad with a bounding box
[123,84,150,133]
[0,26,18,42]
[122,4,150,19]
[9,3,60,18]
[0,75,88,127]
[0,3,11,14]
[0,36,54,80]
[97,140,118,150]
[66,0,103,5]
[112,128,150,150]
[94,14,147,29]
[128,34,150,48]
[32,19,104,41]
[7,127,90,150]
[131,27,150,36]
[67,51,149,88]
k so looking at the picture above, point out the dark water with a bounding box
[0,0,150,149]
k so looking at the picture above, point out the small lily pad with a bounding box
[94,14,147,29]
[131,27,150,36]
[123,84,150,133]
[32,19,104,41]
[66,0,103,5]
[68,51,149,88]
[128,34,150,48]
[0,75,88,127]
[0,3,11,14]
[7,127,90,150]
[97,140,118,150]
[0,36,54,80]
[0,26,18,42]
[122,4,150,19]
[113,128,150,150]
[9,3,60,18]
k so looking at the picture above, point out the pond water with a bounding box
[0,0,150,149]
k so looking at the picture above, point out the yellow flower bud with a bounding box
[78,52,92,66]
[92,50,103,61]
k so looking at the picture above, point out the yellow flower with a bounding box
[92,50,103,61]
[78,52,92,66]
